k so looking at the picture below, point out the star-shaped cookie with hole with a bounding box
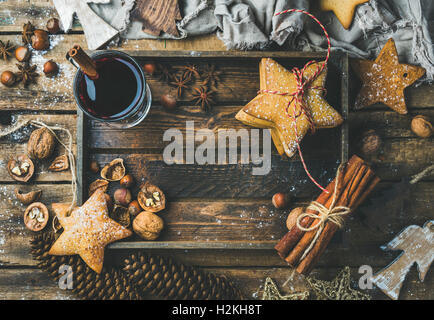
[319,0,369,29]
[235,58,343,158]
[352,38,426,114]
[48,189,132,273]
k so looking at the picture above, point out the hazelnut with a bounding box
[286,207,304,230]
[24,202,49,232]
[143,63,156,75]
[128,200,141,216]
[160,94,177,111]
[43,60,58,77]
[133,211,164,240]
[90,160,99,173]
[15,46,30,62]
[272,192,290,209]
[27,127,55,159]
[114,188,132,206]
[120,174,134,188]
[411,115,433,138]
[14,188,42,205]
[46,18,60,34]
[31,29,49,50]
[1,70,16,87]
[360,129,382,155]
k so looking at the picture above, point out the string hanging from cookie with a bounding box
[261,9,332,193]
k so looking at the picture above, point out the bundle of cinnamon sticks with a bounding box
[275,155,380,275]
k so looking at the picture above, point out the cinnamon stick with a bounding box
[295,169,380,274]
[68,44,99,80]
[284,163,368,266]
[274,155,364,259]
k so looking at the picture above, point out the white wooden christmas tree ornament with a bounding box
[372,220,434,300]
[53,0,119,50]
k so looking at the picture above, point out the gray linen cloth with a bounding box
[89,0,434,80]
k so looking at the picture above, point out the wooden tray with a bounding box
[76,51,349,251]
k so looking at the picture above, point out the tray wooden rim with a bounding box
[77,50,349,250]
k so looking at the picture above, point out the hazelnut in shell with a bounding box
[27,127,55,160]
[7,155,34,182]
[286,207,304,231]
[114,188,132,207]
[272,192,290,209]
[137,182,166,213]
[15,46,30,62]
[46,18,60,34]
[160,94,177,111]
[43,60,59,77]
[120,174,134,188]
[411,115,433,138]
[31,29,50,51]
[128,200,141,216]
[143,63,156,75]
[133,211,164,240]
[24,202,49,232]
[90,160,100,173]
[1,70,16,87]
[101,158,126,181]
[15,188,42,205]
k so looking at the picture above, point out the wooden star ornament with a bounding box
[319,0,369,29]
[48,189,132,273]
[352,38,426,114]
[235,58,343,158]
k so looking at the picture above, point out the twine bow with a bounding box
[295,164,351,261]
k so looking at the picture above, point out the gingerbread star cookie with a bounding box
[352,38,426,114]
[235,58,343,158]
[48,189,132,273]
[319,0,369,29]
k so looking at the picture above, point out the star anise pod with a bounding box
[0,40,15,61]
[178,63,200,80]
[192,86,215,112]
[170,73,191,97]
[22,21,35,45]
[16,63,39,87]
[201,64,221,88]
[156,63,175,83]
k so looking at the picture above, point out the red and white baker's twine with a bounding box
[259,9,331,193]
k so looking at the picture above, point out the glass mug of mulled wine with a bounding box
[67,45,151,128]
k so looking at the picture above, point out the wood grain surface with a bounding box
[0,0,432,300]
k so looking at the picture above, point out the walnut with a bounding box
[88,179,109,197]
[27,127,55,159]
[48,154,69,172]
[100,158,126,181]
[14,188,42,205]
[24,202,49,232]
[133,211,164,240]
[7,155,34,182]
[137,182,166,213]
[411,115,433,138]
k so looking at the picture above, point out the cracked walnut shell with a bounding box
[48,154,69,172]
[88,179,109,197]
[7,155,34,182]
[24,202,49,232]
[27,127,55,160]
[15,188,42,205]
[137,182,166,213]
[101,158,126,181]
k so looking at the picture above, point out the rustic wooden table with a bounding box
[0,1,433,300]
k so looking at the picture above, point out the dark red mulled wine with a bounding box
[77,56,144,120]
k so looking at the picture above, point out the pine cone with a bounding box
[123,252,243,300]
[31,232,142,300]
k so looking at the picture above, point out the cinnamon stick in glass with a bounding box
[67,44,99,80]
